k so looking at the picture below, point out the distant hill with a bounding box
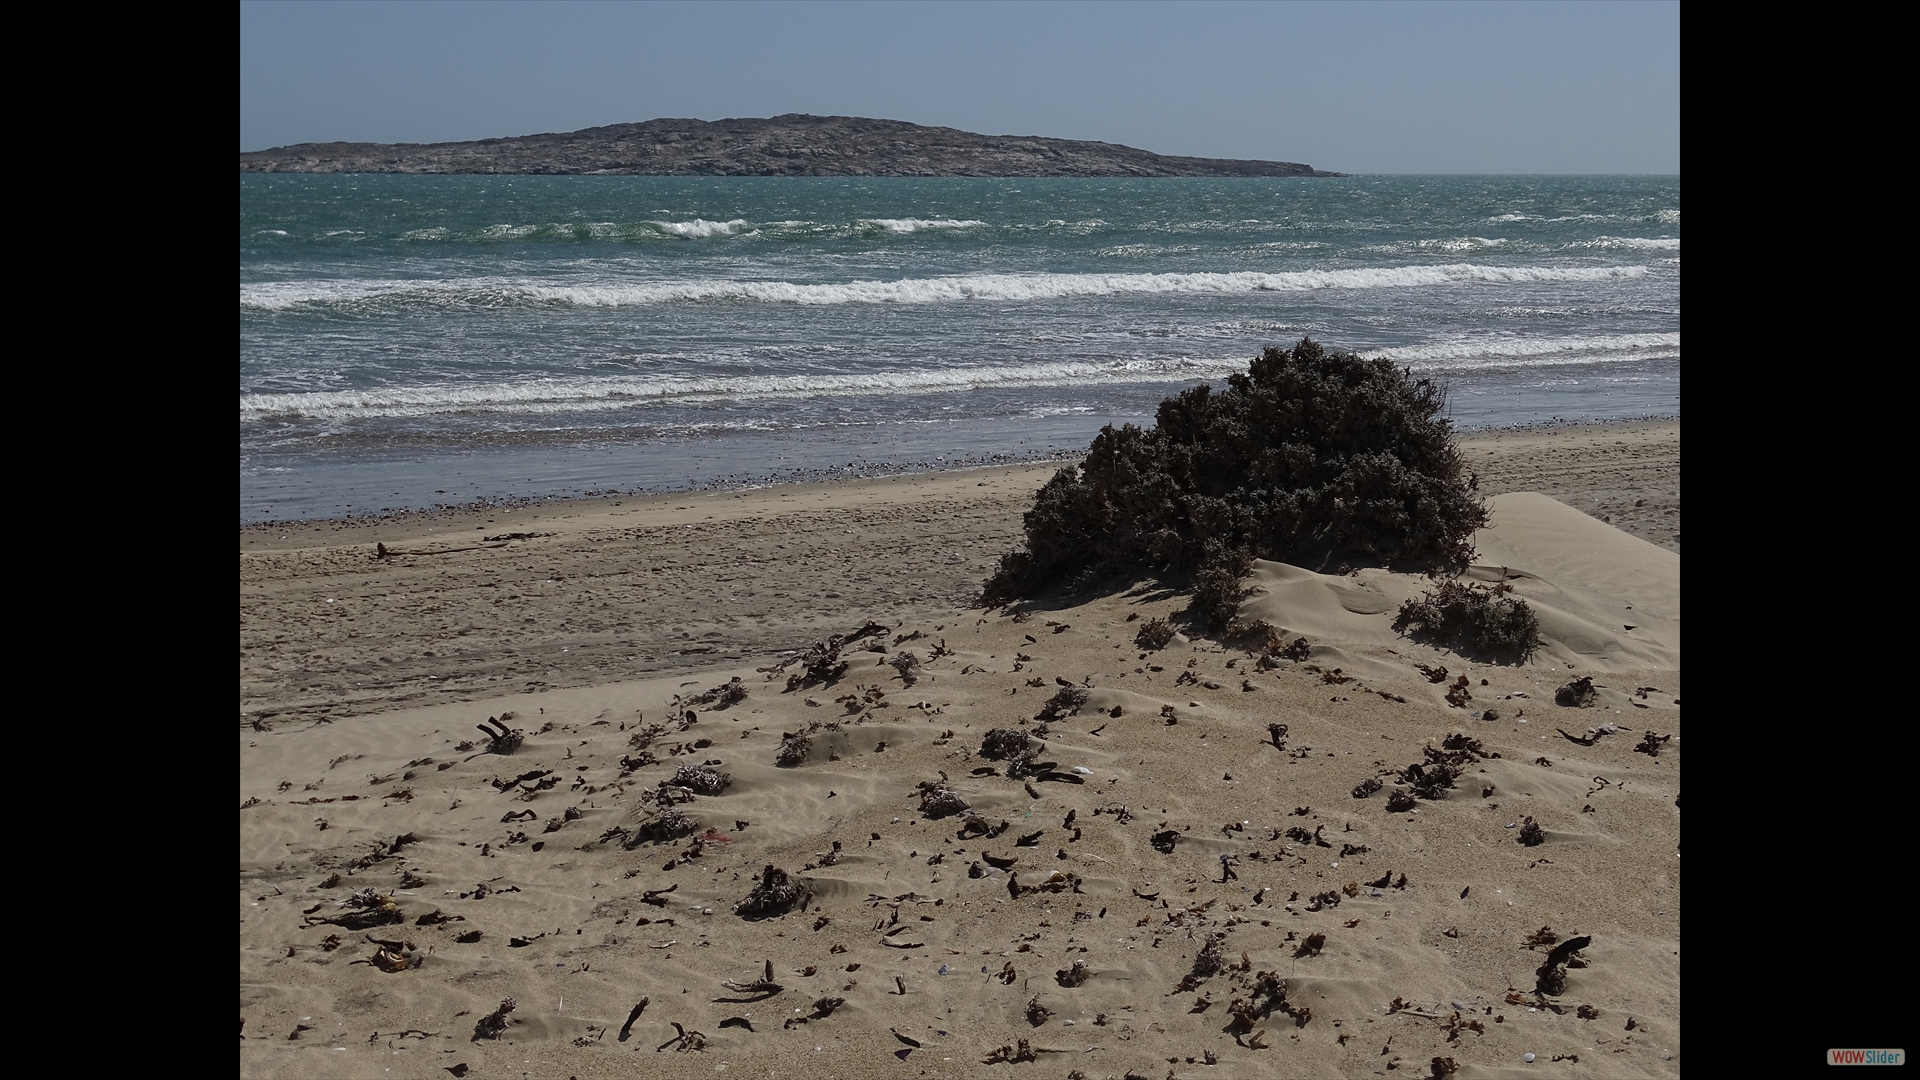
[239,114,1339,177]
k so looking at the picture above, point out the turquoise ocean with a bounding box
[239,175,1678,522]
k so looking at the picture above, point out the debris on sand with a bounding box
[669,763,731,796]
[1555,677,1598,708]
[474,716,524,755]
[721,960,784,996]
[471,998,516,1041]
[920,785,971,819]
[1635,731,1672,756]
[736,864,811,917]
[1535,935,1593,995]
[776,730,812,766]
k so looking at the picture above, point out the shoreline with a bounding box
[241,419,1675,724]
[240,413,1678,535]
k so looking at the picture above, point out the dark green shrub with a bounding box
[1133,617,1175,650]
[1392,580,1542,663]
[984,339,1488,612]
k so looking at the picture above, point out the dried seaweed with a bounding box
[1534,934,1592,995]
[1555,677,1598,708]
[982,1039,1037,1064]
[776,731,812,767]
[474,716,524,755]
[470,999,516,1041]
[720,960,784,996]
[920,787,970,819]
[979,728,1033,760]
[668,763,731,796]
[736,864,810,918]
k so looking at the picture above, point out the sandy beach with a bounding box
[240,418,1679,1079]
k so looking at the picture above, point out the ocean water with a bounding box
[239,175,1678,522]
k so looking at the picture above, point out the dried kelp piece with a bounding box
[474,716,524,755]
[1418,664,1449,684]
[471,999,516,1041]
[1555,677,1598,708]
[979,728,1033,760]
[656,1022,707,1053]
[1190,933,1227,978]
[721,960,784,996]
[685,677,749,709]
[775,731,812,767]
[1517,817,1546,846]
[1535,934,1593,995]
[1055,960,1091,987]
[1352,776,1384,798]
[1386,791,1417,813]
[627,808,697,847]
[920,786,970,819]
[778,624,887,689]
[304,888,403,930]
[982,1039,1037,1064]
[1294,933,1327,957]
[955,813,1010,839]
[1412,763,1460,800]
[669,764,731,796]
[1150,829,1180,854]
[888,651,922,685]
[1441,1012,1486,1042]
[1635,731,1672,756]
[617,998,650,1040]
[736,864,811,918]
[1025,997,1052,1026]
[1035,686,1089,723]
[1445,676,1473,708]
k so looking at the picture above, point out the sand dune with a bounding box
[241,427,1680,1078]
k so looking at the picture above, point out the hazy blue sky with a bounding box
[239,1,1678,173]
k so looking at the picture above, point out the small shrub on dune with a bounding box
[1133,617,1176,650]
[983,339,1488,621]
[1392,580,1542,663]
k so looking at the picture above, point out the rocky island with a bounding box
[239,113,1338,177]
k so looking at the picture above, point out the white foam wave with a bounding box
[1565,236,1679,251]
[1407,237,1510,252]
[239,356,1251,421]
[1368,332,1679,369]
[858,218,986,233]
[240,263,1650,312]
[648,218,749,238]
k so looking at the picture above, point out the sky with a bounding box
[239,1,1678,174]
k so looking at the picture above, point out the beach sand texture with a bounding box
[240,420,1678,1079]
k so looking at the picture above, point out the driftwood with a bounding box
[720,960,784,996]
